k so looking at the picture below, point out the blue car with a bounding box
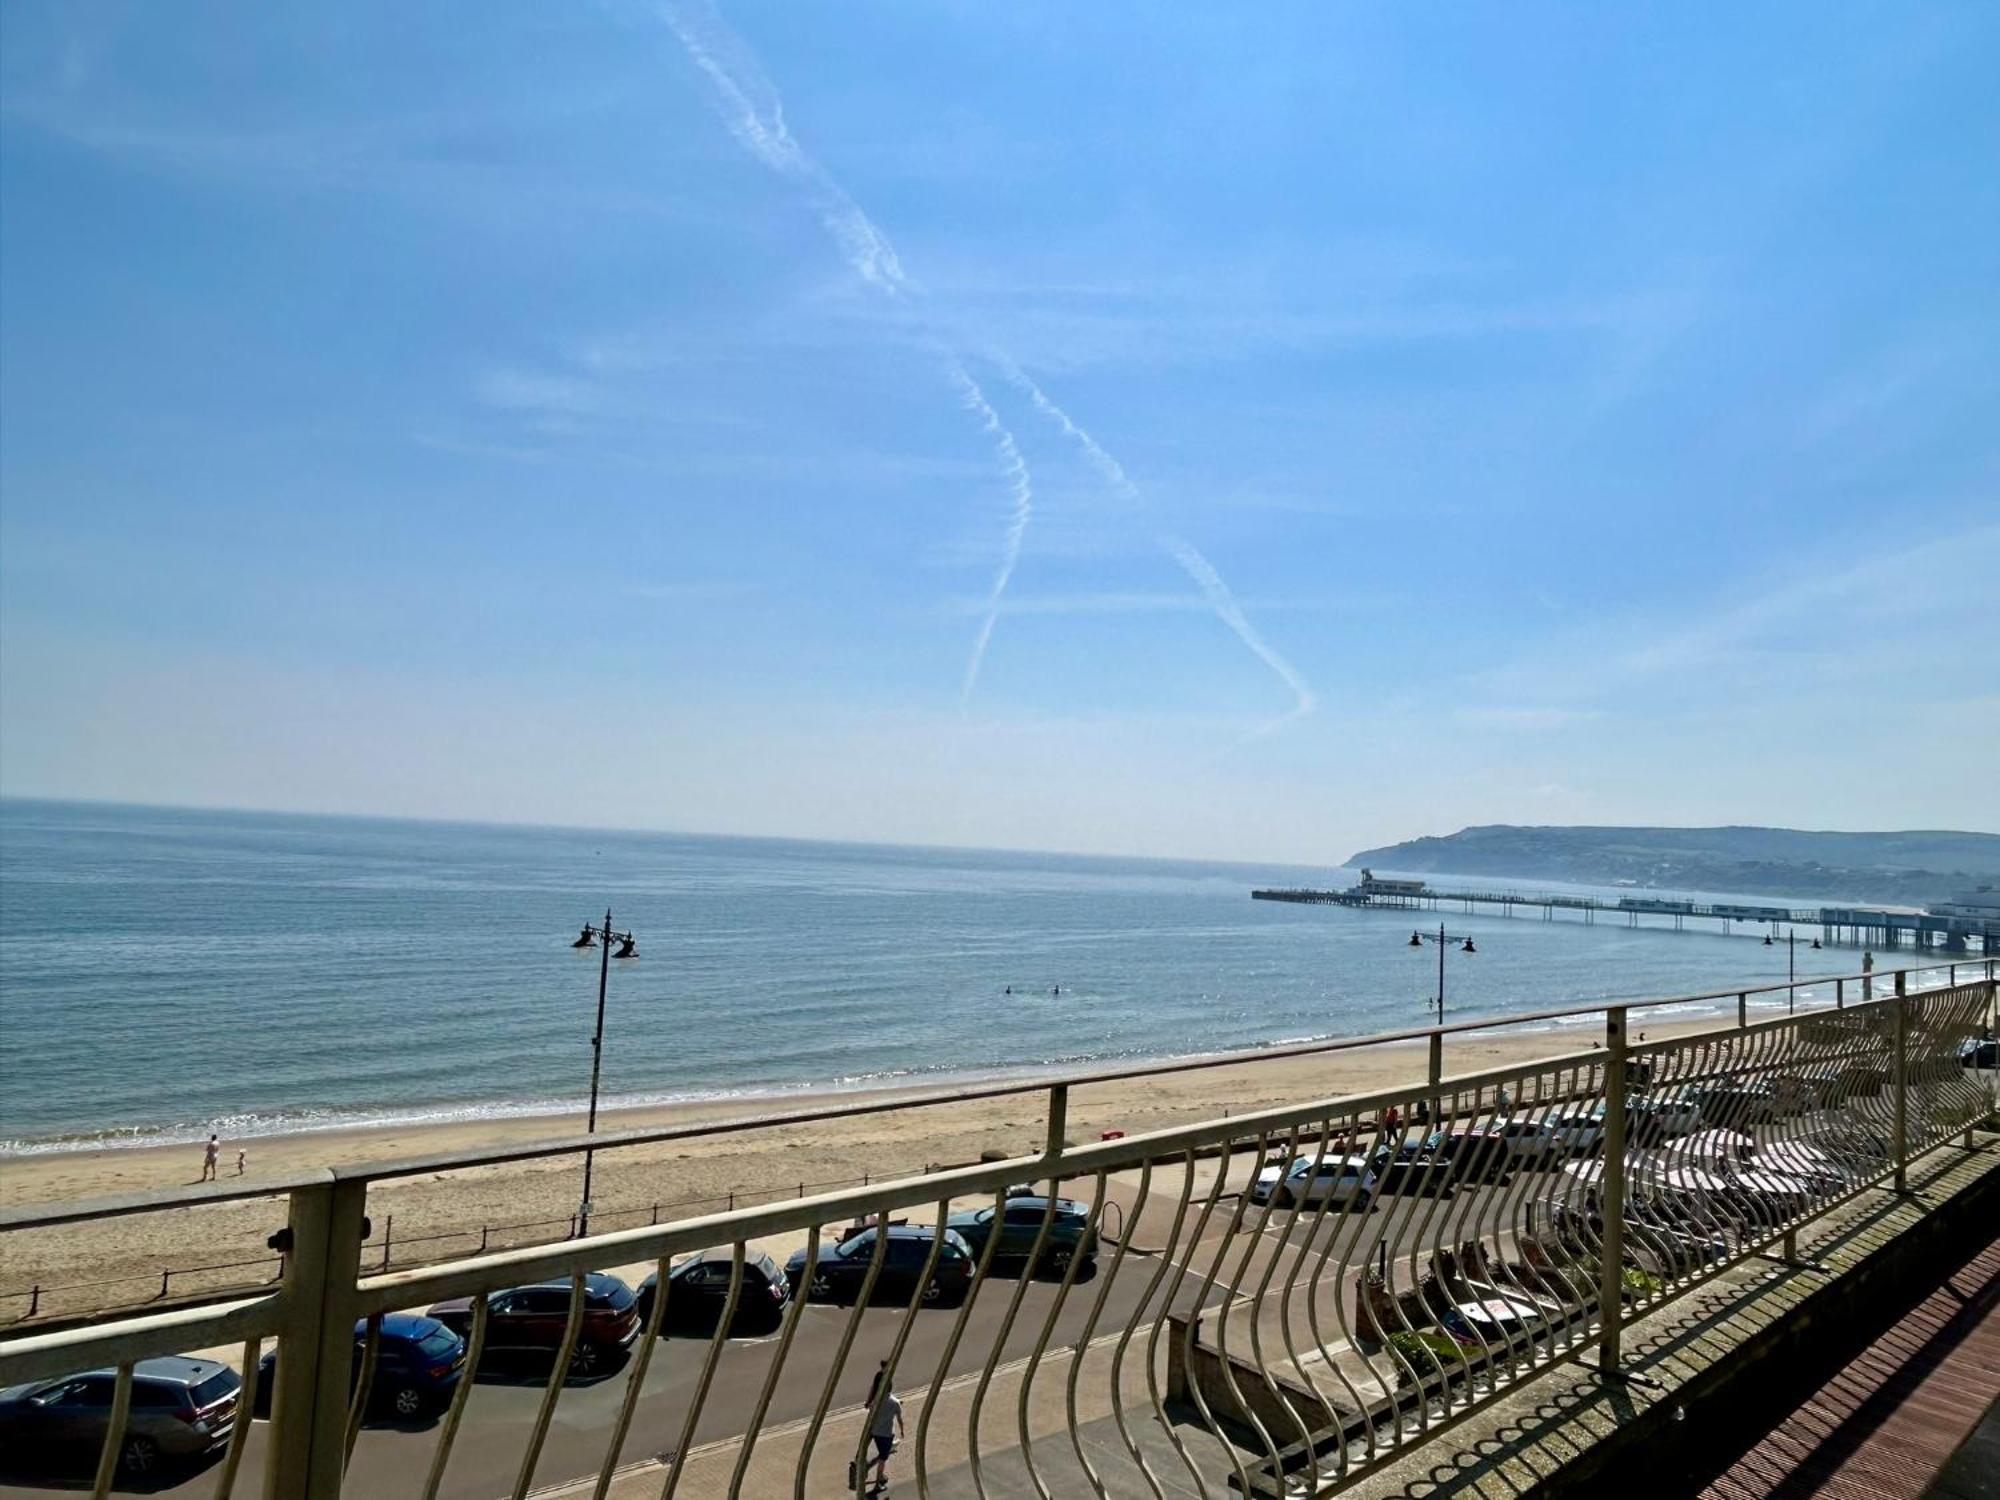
[256,1313,466,1421]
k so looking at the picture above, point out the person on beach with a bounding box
[200,1134,219,1182]
[235,1148,247,1176]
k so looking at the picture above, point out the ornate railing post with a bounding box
[264,1175,369,1500]
[1596,1006,1630,1376]
[1427,1031,1444,1126]
[1892,970,1910,1193]
[1044,1083,1069,1157]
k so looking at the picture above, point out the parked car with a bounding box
[1759,1074,1829,1115]
[1422,1130,1513,1184]
[1962,1038,1999,1069]
[1694,1083,1778,1127]
[0,1356,240,1478]
[1633,1090,1703,1137]
[1365,1142,1456,1196]
[428,1273,641,1375]
[1488,1120,1564,1165]
[785,1224,976,1307]
[253,1313,465,1420]
[946,1196,1097,1274]
[1547,1111,1606,1155]
[635,1249,791,1337]
[1248,1154,1378,1209]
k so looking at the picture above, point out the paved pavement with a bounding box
[1695,1232,2000,1499]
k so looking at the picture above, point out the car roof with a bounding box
[997,1195,1085,1211]
[373,1312,449,1340]
[673,1247,779,1273]
[522,1272,628,1294]
[51,1357,227,1387]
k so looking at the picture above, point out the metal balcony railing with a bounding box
[0,962,1992,1499]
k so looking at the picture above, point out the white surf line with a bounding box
[995,359,1317,736]
[655,0,1036,704]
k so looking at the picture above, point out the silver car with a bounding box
[1249,1154,1378,1208]
[0,1356,240,1478]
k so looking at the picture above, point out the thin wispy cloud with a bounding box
[1465,519,2000,713]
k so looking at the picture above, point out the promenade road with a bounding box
[0,1156,1543,1499]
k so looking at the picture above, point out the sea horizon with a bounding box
[0,798,1933,1156]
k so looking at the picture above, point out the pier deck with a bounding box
[1250,883,1997,953]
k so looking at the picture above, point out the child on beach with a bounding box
[235,1148,247,1176]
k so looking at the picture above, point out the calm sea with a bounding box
[0,800,1862,1152]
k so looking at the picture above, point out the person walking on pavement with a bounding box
[866,1370,904,1492]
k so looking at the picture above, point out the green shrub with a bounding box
[1383,1329,1467,1384]
[1621,1266,1664,1300]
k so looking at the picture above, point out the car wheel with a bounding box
[920,1278,943,1304]
[810,1273,834,1303]
[121,1434,160,1475]
[392,1385,424,1418]
[1043,1249,1072,1278]
[569,1342,601,1376]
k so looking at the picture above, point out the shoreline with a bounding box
[0,1013,1720,1217]
[0,1010,1736,1320]
[1,990,1786,1162]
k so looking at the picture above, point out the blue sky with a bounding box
[2,1,1995,861]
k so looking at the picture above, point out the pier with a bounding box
[1251,872,1998,953]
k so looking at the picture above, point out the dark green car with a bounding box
[946,1195,1097,1275]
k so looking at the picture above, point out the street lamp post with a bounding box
[1763,928,1822,1013]
[1409,923,1477,1026]
[570,910,637,1236]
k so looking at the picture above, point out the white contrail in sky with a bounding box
[997,360,1317,729]
[657,2,906,293]
[655,0,1310,731]
[660,0,1033,703]
[949,361,1035,705]
[1160,535,1318,733]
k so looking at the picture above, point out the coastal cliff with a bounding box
[1344,825,2000,906]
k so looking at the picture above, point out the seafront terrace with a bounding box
[0,961,1993,1499]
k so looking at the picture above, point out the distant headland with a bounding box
[1344,825,2000,907]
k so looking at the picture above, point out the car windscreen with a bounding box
[189,1370,237,1405]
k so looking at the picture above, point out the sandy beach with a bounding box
[1,1017,1721,1320]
